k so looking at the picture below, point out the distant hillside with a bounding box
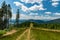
[10,19,46,24]
[10,18,60,24]
[27,19,46,24]
[20,21,40,27]
[10,19,27,24]
[47,18,60,23]
[27,19,60,24]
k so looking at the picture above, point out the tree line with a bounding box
[33,23,60,29]
[0,1,20,30]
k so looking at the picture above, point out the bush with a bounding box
[0,30,6,36]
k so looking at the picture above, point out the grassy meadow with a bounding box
[0,27,60,40]
[0,28,26,40]
[0,22,60,40]
[31,29,60,40]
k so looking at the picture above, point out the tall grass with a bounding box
[0,29,26,40]
[31,29,60,40]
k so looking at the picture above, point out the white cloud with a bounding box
[52,0,59,7]
[20,0,43,4]
[14,2,46,12]
[14,2,28,12]
[14,2,22,6]
[52,0,60,1]
[52,2,59,7]
[11,13,60,20]
[45,12,51,15]
[29,4,46,10]
[54,13,60,15]
[11,14,16,19]
[20,14,26,17]
[29,13,38,15]
[21,5,28,12]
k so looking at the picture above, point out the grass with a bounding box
[0,30,6,37]
[0,27,60,40]
[0,28,26,40]
[20,31,28,40]
[31,29,60,40]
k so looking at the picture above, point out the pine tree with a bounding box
[0,9,3,30]
[0,1,12,29]
[1,1,7,29]
[7,4,12,28]
[16,9,20,27]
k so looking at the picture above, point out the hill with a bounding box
[47,18,60,23]
[10,18,60,24]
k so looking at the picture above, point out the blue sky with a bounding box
[0,0,60,20]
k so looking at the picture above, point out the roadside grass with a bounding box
[0,30,6,37]
[20,31,28,40]
[31,29,60,40]
[0,28,26,40]
[0,27,60,40]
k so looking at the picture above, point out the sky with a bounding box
[0,0,60,20]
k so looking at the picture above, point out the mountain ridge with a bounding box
[10,18,60,24]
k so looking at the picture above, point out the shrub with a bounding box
[0,30,6,37]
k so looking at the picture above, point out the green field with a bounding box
[0,28,26,40]
[0,27,60,40]
[31,29,60,40]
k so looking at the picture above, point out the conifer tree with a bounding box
[16,9,20,27]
